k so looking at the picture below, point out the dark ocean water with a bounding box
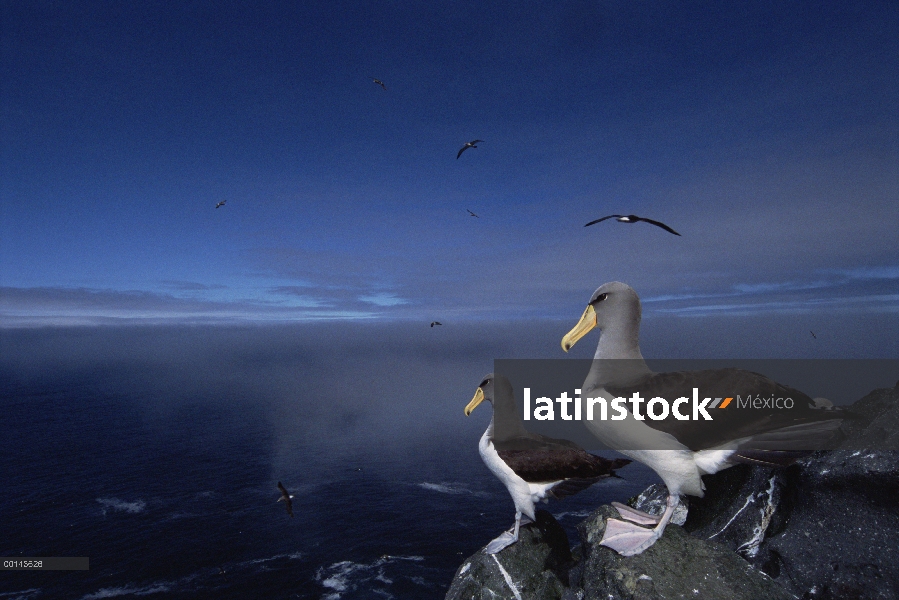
[0,326,657,600]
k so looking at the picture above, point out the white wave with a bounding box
[96,498,146,515]
[384,555,424,562]
[417,482,491,497]
[243,552,303,566]
[0,589,41,600]
[81,583,169,599]
[315,558,397,599]
[554,510,592,520]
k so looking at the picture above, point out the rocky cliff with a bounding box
[446,381,899,600]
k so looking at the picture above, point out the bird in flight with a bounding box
[370,77,386,90]
[215,201,226,209]
[810,331,817,339]
[584,214,680,236]
[277,482,294,517]
[457,140,484,159]
[467,209,480,218]
[430,321,443,327]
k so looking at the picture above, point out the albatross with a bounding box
[465,373,629,553]
[584,215,680,236]
[560,282,849,556]
[215,200,226,209]
[277,482,294,517]
[457,140,484,159]
[370,77,387,90]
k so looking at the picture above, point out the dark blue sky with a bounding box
[2,1,897,335]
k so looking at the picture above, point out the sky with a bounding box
[1,1,898,352]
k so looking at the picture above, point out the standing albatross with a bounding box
[561,282,849,556]
[465,373,629,553]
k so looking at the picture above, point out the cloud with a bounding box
[830,266,899,280]
[160,280,228,292]
[358,293,410,307]
[0,287,377,326]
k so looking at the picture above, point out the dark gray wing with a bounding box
[496,440,630,483]
[638,217,681,236]
[584,215,622,227]
[604,368,847,454]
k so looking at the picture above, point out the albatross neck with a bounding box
[585,321,652,389]
[490,388,531,442]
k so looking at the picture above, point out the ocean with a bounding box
[0,324,657,599]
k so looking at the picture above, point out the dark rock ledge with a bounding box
[446,382,899,600]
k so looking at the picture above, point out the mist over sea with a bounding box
[1,318,894,599]
[0,323,656,599]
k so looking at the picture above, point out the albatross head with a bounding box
[465,373,529,441]
[464,373,519,416]
[561,282,642,355]
[464,374,496,416]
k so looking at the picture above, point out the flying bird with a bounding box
[457,140,484,159]
[215,201,226,209]
[430,321,442,327]
[810,331,817,339]
[584,215,680,236]
[467,209,480,218]
[561,282,851,556]
[277,481,294,517]
[370,77,386,90]
[466,373,629,553]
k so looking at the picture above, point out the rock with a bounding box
[575,505,793,600]
[627,483,689,526]
[683,383,899,599]
[445,510,573,600]
[682,463,795,561]
[447,384,899,599]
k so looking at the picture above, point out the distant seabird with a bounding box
[370,77,387,90]
[584,215,680,236]
[215,201,226,209]
[457,140,484,159]
[430,321,443,327]
[277,482,294,517]
[810,331,817,339]
[466,373,629,553]
[561,282,849,555]
[467,209,480,218]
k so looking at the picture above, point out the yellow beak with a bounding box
[464,387,485,416]
[561,304,597,352]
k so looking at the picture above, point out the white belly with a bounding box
[479,429,558,519]
[581,390,709,497]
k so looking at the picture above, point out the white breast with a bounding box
[478,428,559,520]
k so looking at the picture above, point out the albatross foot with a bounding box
[484,514,534,554]
[600,518,662,556]
[611,501,661,526]
[484,530,518,554]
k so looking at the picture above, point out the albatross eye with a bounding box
[480,379,490,387]
[594,293,608,303]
